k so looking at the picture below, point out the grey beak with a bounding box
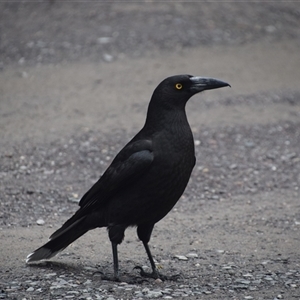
[190,76,231,93]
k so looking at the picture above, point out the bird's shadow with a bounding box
[26,260,84,273]
[26,261,154,284]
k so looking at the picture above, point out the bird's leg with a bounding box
[134,240,180,281]
[96,225,126,281]
[103,224,126,281]
[135,224,180,281]
[93,242,120,281]
[136,240,160,278]
[112,242,120,281]
[143,240,157,274]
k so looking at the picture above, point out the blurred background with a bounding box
[1,2,299,66]
[1,2,300,143]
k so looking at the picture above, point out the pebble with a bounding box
[235,279,251,285]
[203,290,212,294]
[26,287,34,292]
[232,284,248,290]
[222,266,232,270]
[216,249,225,253]
[68,196,80,203]
[265,25,277,33]
[154,278,163,284]
[20,71,29,78]
[174,255,188,261]
[148,291,163,298]
[98,37,113,44]
[44,272,57,277]
[36,218,45,225]
[103,53,113,62]
[67,291,79,295]
[264,276,274,281]
[162,289,172,295]
[18,57,25,65]
[253,279,262,284]
[186,252,198,258]
[83,280,92,285]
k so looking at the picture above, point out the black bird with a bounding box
[26,74,230,280]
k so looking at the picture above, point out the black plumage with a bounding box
[26,74,230,280]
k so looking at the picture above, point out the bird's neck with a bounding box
[143,103,190,134]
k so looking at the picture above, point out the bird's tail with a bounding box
[26,216,89,263]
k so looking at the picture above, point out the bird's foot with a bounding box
[134,266,181,281]
[92,270,120,282]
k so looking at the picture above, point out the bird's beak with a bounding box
[190,76,231,93]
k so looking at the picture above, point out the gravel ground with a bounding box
[1,2,300,300]
[1,95,300,228]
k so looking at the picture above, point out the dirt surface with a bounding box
[1,2,300,300]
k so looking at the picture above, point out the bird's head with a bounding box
[151,74,230,109]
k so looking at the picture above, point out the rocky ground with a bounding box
[0,2,300,300]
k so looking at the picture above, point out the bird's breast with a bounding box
[146,127,195,198]
[107,121,196,225]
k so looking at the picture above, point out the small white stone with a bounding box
[97,37,113,44]
[154,278,163,284]
[174,255,188,261]
[36,219,45,225]
[186,252,198,258]
[265,25,276,33]
[21,71,28,78]
[18,57,25,65]
[103,53,113,62]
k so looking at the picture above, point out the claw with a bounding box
[133,265,181,281]
[92,270,120,282]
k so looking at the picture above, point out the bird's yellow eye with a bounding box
[175,83,183,90]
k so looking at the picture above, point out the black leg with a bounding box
[93,241,121,281]
[135,223,181,281]
[141,239,159,277]
[106,224,126,281]
[112,242,120,281]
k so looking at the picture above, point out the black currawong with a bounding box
[26,74,230,281]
